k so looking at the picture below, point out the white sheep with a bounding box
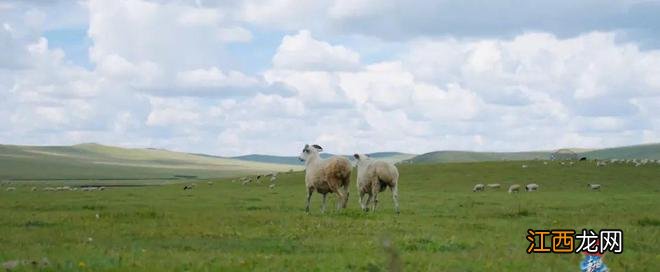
[472,184,485,192]
[298,144,351,213]
[354,154,400,213]
[508,184,521,193]
[269,183,276,190]
[487,183,501,189]
[31,187,38,192]
[525,183,539,192]
[588,183,601,191]
[521,164,528,168]
[6,187,16,191]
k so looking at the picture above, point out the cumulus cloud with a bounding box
[1,0,660,156]
[273,30,360,71]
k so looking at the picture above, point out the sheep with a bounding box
[588,183,601,191]
[521,164,528,168]
[525,183,539,192]
[31,187,38,192]
[354,153,400,213]
[472,183,485,192]
[508,184,521,193]
[43,187,55,191]
[269,183,276,190]
[183,185,194,190]
[487,183,501,189]
[298,144,351,213]
[6,187,16,191]
[207,181,214,186]
[270,175,277,182]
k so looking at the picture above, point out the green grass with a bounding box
[1,160,659,271]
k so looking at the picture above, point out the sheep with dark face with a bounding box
[354,153,400,213]
[473,184,485,192]
[298,144,351,213]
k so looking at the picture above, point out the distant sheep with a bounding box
[354,154,400,213]
[508,184,521,193]
[241,178,252,185]
[207,181,214,186]
[472,184,485,192]
[525,183,539,192]
[6,187,16,192]
[299,144,351,213]
[269,183,276,190]
[588,183,601,191]
[31,187,38,192]
[183,185,194,190]
[487,183,501,189]
[521,164,528,168]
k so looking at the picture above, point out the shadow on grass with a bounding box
[637,217,660,227]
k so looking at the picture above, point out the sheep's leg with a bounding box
[391,184,400,214]
[371,183,379,213]
[340,185,349,209]
[321,193,327,213]
[305,188,313,213]
[358,191,366,211]
[335,190,346,211]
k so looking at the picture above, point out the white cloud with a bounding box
[273,30,360,71]
[177,67,258,88]
[2,1,660,156]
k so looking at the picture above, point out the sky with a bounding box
[1,0,660,156]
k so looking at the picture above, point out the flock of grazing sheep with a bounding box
[1,184,107,192]
[468,158,643,194]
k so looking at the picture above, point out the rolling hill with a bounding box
[405,143,660,164]
[581,143,660,160]
[2,142,658,181]
[406,151,551,164]
[0,143,301,181]
[231,152,416,165]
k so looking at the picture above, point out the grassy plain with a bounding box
[1,160,659,271]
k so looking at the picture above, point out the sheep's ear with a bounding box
[353,154,360,160]
[312,144,323,151]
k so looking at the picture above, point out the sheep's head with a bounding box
[353,153,371,167]
[299,144,323,162]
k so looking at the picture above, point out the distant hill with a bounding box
[405,143,660,164]
[407,151,550,164]
[0,143,301,181]
[2,142,658,180]
[581,143,660,160]
[231,152,416,165]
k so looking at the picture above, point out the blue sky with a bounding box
[1,0,660,156]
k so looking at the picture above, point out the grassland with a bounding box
[1,160,659,271]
